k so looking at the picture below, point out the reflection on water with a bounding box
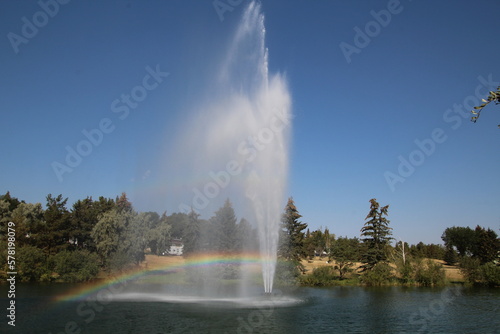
[111,292,303,309]
[1,284,499,334]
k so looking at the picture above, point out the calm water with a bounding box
[1,283,499,333]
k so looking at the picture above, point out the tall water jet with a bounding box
[175,1,291,294]
[222,1,292,294]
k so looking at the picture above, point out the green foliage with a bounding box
[441,226,477,257]
[411,243,446,260]
[0,200,11,231]
[52,250,100,282]
[474,226,500,264]
[360,199,392,271]
[235,218,257,252]
[397,260,415,285]
[91,207,148,269]
[442,225,500,265]
[91,208,127,265]
[210,199,238,253]
[460,257,500,287]
[167,212,188,239]
[182,210,201,255]
[16,245,50,282]
[278,198,307,265]
[471,85,500,127]
[303,228,334,259]
[44,194,72,254]
[480,263,500,287]
[0,192,22,212]
[274,260,301,287]
[330,237,359,279]
[443,246,458,265]
[300,265,337,286]
[115,192,133,213]
[10,202,46,249]
[147,221,171,256]
[414,259,446,286]
[459,256,482,284]
[361,262,394,286]
[70,196,115,252]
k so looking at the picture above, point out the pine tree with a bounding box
[210,199,237,253]
[278,197,307,263]
[360,198,393,271]
[183,209,201,255]
[115,192,133,213]
[474,225,500,264]
[44,194,71,254]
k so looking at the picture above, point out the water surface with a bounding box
[1,283,499,333]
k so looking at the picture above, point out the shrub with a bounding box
[361,262,394,286]
[300,266,337,286]
[459,256,482,284]
[460,257,500,286]
[415,260,446,286]
[17,245,50,282]
[443,247,458,265]
[52,250,100,282]
[274,260,301,287]
[397,260,415,285]
[480,263,500,287]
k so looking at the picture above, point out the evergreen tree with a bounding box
[115,192,133,213]
[360,198,393,271]
[278,197,307,263]
[71,197,100,251]
[235,218,254,252]
[324,228,333,254]
[330,237,359,279]
[44,194,71,254]
[167,212,189,238]
[210,199,237,253]
[183,209,201,255]
[444,245,458,265]
[474,225,500,264]
[0,191,22,212]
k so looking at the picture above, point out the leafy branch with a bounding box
[471,86,500,128]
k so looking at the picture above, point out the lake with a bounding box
[1,283,499,333]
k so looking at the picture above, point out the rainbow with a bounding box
[53,252,267,303]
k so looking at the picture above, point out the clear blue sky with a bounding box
[1,0,499,245]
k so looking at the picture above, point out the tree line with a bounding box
[277,198,499,287]
[1,192,498,286]
[0,192,258,282]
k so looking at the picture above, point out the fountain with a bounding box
[55,3,294,309]
[175,0,292,295]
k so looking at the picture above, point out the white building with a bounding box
[164,239,184,256]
